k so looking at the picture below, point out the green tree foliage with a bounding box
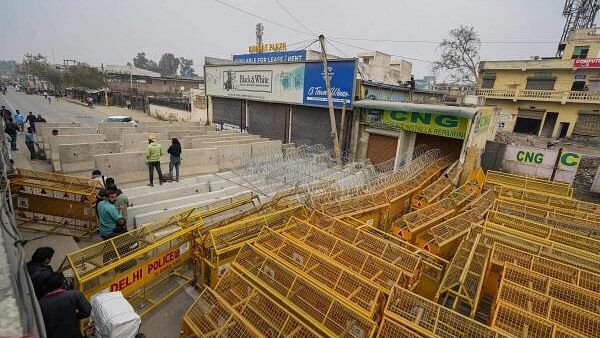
[17,53,63,89]
[158,53,180,76]
[62,64,105,89]
[178,57,196,77]
[133,52,159,72]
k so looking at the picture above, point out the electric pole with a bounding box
[318,34,341,159]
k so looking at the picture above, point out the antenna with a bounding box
[256,23,264,46]
[557,0,600,56]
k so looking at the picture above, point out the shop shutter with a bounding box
[212,97,243,129]
[290,105,342,148]
[517,109,544,120]
[247,101,287,142]
[366,134,398,165]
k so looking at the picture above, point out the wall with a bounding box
[107,77,201,94]
[148,104,195,122]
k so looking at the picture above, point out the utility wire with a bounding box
[275,0,316,35]
[329,38,435,63]
[331,37,559,44]
[208,0,313,37]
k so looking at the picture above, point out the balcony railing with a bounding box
[477,88,600,104]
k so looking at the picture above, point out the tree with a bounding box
[132,52,159,72]
[17,54,63,89]
[433,25,480,85]
[63,64,105,89]
[178,57,196,77]
[158,53,179,76]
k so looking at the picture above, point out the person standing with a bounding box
[26,111,36,133]
[97,190,125,240]
[145,136,164,186]
[0,106,9,121]
[126,99,132,110]
[25,127,38,160]
[15,110,25,132]
[37,114,47,122]
[5,118,17,151]
[26,247,55,299]
[167,138,182,182]
[106,183,129,220]
[39,272,91,338]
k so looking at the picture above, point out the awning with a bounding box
[352,99,478,119]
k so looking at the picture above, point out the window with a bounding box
[481,73,496,89]
[572,45,590,59]
[526,71,556,90]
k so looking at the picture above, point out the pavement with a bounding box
[2,88,195,338]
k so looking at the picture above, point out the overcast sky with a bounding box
[0,0,589,78]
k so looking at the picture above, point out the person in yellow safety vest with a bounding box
[144,135,164,186]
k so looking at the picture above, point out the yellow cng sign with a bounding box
[382,111,469,139]
[503,145,581,183]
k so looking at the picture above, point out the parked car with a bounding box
[103,115,138,126]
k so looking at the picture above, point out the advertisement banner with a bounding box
[205,59,357,108]
[302,61,356,107]
[573,58,600,69]
[501,145,581,183]
[381,110,469,139]
[233,50,306,63]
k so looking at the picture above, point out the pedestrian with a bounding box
[106,183,129,219]
[167,138,182,182]
[87,97,93,108]
[97,189,126,240]
[4,118,17,151]
[26,247,55,299]
[26,111,36,133]
[1,105,12,122]
[47,96,51,104]
[126,99,132,110]
[37,114,47,122]
[25,127,38,160]
[15,110,25,132]
[91,169,106,187]
[145,135,164,186]
[39,271,91,338]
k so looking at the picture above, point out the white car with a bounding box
[103,116,138,126]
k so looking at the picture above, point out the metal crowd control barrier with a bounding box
[232,243,378,338]
[493,267,598,337]
[496,194,600,223]
[376,317,422,338]
[320,192,390,229]
[486,210,600,254]
[393,171,484,242]
[182,269,321,338]
[254,226,383,318]
[64,194,258,316]
[491,199,600,238]
[485,170,573,197]
[412,160,461,209]
[10,169,101,238]
[417,189,495,258]
[385,286,508,337]
[194,204,307,288]
[435,235,490,318]
[282,217,408,293]
[488,242,600,293]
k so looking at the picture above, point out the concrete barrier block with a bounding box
[38,122,81,143]
[122,133,167,151]
[59,142,120,174]
[251,140,283,158]
[98,125,139,142]
[49,134,106,160]
[217,144,252,170]
[42,127,96,150]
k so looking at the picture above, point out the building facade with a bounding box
[358,51,412,86]
[105,65,203,95]
[477,27,600,138]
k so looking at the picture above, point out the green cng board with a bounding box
[382,111,469,139]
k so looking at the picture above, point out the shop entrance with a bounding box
[414,133,464,158]
[366,133,398,165]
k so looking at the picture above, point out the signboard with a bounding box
[92,242,190,298]
[381,110,469,139]
[501,145,581,183]
[233,50,306,63]
[573,58,600,69]
[249,42,287,53]
[205,59,357,108]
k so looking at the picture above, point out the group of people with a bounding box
[145,136,182,186]
[27,247,91,338]
[91,171,130,240]
[2,106,47,160]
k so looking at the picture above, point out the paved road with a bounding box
[1,87,106,128]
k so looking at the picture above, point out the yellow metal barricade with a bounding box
[194,205,306,288]
[385,286,508,338]
[485,170,573,197]
[376,317,422,338]
[182,268,322,338]
[435,235,490,318]
[253,226,383,319]
[496,194,600,223]
[64,194,258,316]
[412,160,461,209]
[320,192,390,229]
[232,243,378,338]
[10,169,101,238]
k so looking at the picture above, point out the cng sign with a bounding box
[560,152,580,168]
[516,150,544,164]
[382,110,469,139]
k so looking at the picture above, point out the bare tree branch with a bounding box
[433,25,480,85]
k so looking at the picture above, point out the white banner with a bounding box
[501,145,581,183]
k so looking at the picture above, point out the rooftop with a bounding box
[104,65,161,77]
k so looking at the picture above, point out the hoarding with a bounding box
[205,59,357,108]
[381,110,469,139]
[573,58,600,69]
[233,50,306,63]
[501,145,581,183]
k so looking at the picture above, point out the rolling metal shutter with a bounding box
[290,105,342,148]
[366,133,398,165]
[247,101,287,142]
[212,97,244,129]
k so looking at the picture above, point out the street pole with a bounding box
[340,99,347,160]
[318,34,341,159]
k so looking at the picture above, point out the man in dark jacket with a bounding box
[26,247,54,299]
[5,117,18,150]
[25,111,36,133]
[39,272,91,338]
